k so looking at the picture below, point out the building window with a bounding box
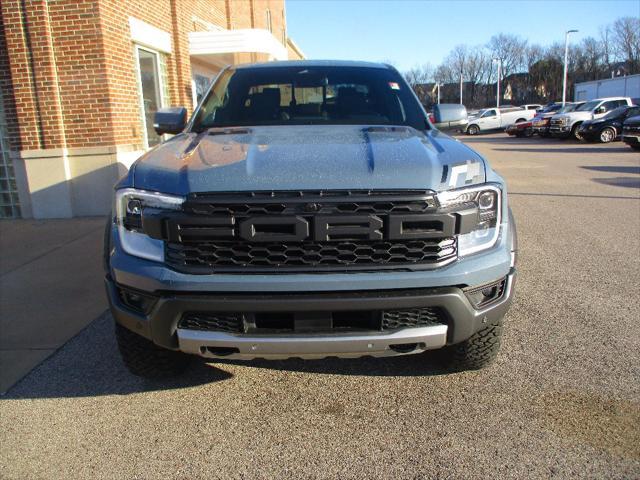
[0,90,20,218]
[193,74,211,107]
[266,9,272,33]
[135,46,166,148]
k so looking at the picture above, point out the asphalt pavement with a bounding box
[1,134,639,479]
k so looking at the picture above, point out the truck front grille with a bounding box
[166,238,455,271]
[179,312,244,333]
[178,307,446,333]
[146,190,462,273]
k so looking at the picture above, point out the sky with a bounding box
[286,0,640,71]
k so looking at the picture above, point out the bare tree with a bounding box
[401,15,637,107]
[403,63,433,87]
[611,16,640,73]
[599,24,613,72]
[487,33,528,80]
[403,63,434,105]
[575,37,605,81]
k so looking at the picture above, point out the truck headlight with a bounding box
[115,188,184,262]
[438,184,502,257]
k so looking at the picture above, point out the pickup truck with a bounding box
[104,60,517,378]
[532,102,584,137]
[465,107,536,135]
[549,97,634,140]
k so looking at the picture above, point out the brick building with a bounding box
[0,0,304,218]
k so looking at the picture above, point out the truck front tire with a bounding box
[115,323,191,378]
[571,123,583,140]
[467,124,479,135]
[438,318,504,371]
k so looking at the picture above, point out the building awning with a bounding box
[189,29,288,67]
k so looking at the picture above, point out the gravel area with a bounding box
[1,134,638,479]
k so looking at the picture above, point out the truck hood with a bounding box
[131,125,486,195]
[554,111,592,121]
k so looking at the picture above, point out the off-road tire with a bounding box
[115,323,191,378]
[438,318,504,371]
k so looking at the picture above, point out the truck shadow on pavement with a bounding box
[211,352,451,378]
[2,312,233,400]
[3,312,451,400]
[581,165,640,189]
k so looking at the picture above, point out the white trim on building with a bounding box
[128,17,172,53]
[189,28,288,64]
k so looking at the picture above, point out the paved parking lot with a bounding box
[1,134,639,479]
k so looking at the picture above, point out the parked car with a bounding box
[621,115,640,150]
[532,102,584,137]
[578,105,640,143]
[505,120,533,137]
[105,60,517,378]
[465,106,536,135]
[431,103,468,131]
[549,97,634,140]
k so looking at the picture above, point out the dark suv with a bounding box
[578,105,640,143]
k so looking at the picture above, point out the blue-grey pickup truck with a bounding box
[104,60,517,378]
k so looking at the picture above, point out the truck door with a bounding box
[479,109,499,129]
[594,100,626,119]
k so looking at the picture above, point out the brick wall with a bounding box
[1,0,291,152]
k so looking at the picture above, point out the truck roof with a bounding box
[234,59,393,70]
[590,96,631,101]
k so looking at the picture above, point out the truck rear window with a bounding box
[192,66,427,131]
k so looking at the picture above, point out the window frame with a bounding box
[133,44,167,149]
[266,9,272,33]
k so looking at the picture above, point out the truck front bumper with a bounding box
[106,269,516,359]
[549,126,571,137]
[622,134,640,146]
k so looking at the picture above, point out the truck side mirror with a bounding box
[154,107,187,135]
[432,104,468,130]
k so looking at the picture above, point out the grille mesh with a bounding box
[179,313,244,333]
[178,308,446,333]
[382,308,445,330]
[166,239,455,270]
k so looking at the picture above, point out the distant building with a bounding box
[574,74,640,102]
[0,0,304,218]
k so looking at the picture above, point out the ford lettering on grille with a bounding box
[140,191,467,272]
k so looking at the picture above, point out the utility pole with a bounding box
[562,29,578,105]
[436,82,441,104]
[493,58,502,108]
[460,73,463,105]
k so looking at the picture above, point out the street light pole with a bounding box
[436,82,441,104]
[460,73,463,105]
[493,58,502,108]
[562,29,578,106]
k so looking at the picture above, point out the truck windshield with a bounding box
[191,66,427,131]
[575,100,599,112]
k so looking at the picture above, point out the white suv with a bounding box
[549,97,633,139]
